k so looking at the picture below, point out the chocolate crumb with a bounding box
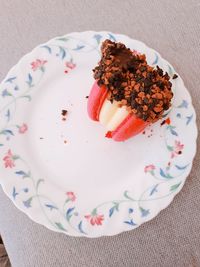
[86,96,89,99]
[178,151,182,154]
[62,110,68,116]
[39,137,44,140]
[93,40,173,123]
[172,74,178,79]
[64,140,67,144]
[161,120,166,126]
[62,117,66,121]
[142,131,145,134]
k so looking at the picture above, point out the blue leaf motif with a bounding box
[170,128,178,136]
[186,114,193,125]
[159,169,173,179]
[78,221,87,234]
[66,207,75,215]
[176,113,181,118]
[59,46,66,59]
[129,208,134,214]
[0,129,14,136]
[23,188,29,193]
[149,184,159,196]
[73,45,85,51]
[12,187,18,200]
[66,207,75,221]
[175,164,189,170]
[23,197,32,208]
[14,85,19,91]
[0,144,3,146]
[15,170,30,178]
[41,45,52,54]
[15,170,26,175]
[5,109,10,122]
[26,73,33,87]
[178,100,188,109]
[109,203,119,217]
[108,33,116,42]
[109,207,115,217]
[140,207,150,217]
[93,34,102,44]
[45,204,58,211]
[124,219,137,226]
[2,89,12,97]
[160,168,168,178]
[5,77,16,83]
[152,53,158,65]
[169,126,178,136]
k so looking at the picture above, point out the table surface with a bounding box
[0,1,200,266]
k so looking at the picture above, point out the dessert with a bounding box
[87,40,173,141]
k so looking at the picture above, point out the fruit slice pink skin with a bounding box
[109,113,149,141]
[87,81,108,121]
[87,82,149,141]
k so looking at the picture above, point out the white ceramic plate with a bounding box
[0,31,197,237]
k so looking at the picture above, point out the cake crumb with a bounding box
[61,109,68,121]
[61,110,68,116]
[172,74,178,79]
[161,117,171,126]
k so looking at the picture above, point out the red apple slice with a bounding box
[87,81,107,121]
[109,113,148,141]
[87,82,149,141]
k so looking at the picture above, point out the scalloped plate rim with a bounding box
[0,31,198,237]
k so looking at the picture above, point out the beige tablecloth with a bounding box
[0,1,199,266]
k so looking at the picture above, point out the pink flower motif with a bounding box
[171,140,184,158]
[31,59,47,71]
[3,149,15,168]
[18,123,28,134]
[66,191,76,202]
[85,214,104,226]
[144,164,156,173]
[65,61,76,69]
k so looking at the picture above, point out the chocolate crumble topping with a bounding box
[93,40,173,122]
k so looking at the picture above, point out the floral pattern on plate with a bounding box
[0,31,197,237]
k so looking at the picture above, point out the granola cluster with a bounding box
[93,40,174,122]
